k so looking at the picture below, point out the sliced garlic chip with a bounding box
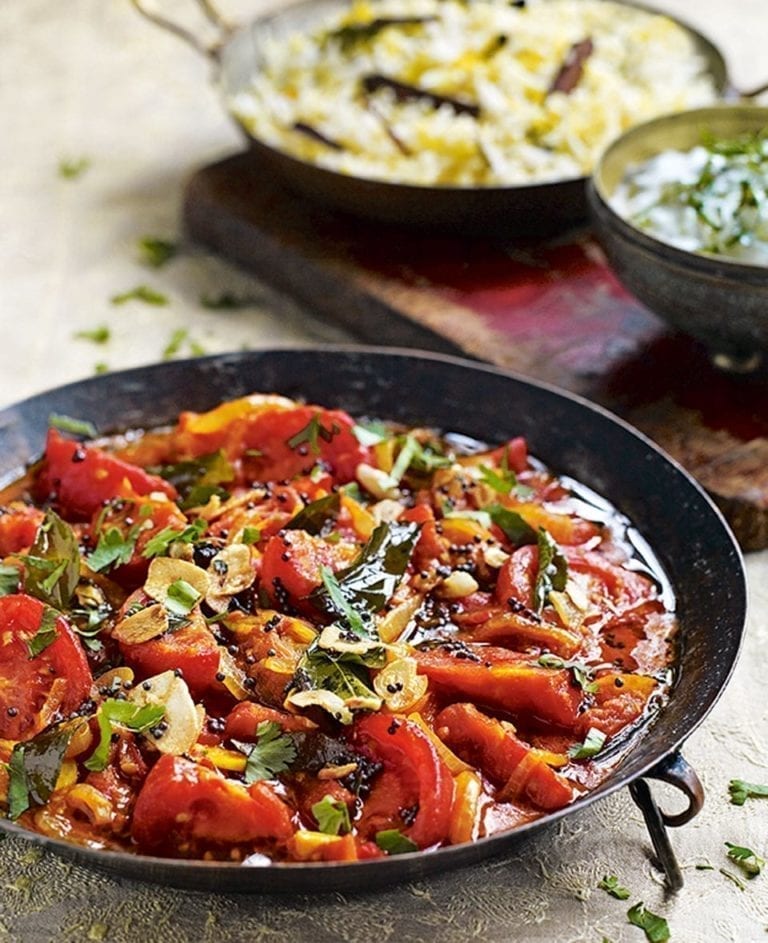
[378,596,422,644]
[144,557,210,605]
[439,570,480,599]
[355,463,400,500]
[111,603,169,645]
[371,499,404,524]
[286,690,354,725]
[129,670,203,756]
[317,624,381,657]
[206,543,255,609]
[373,657,428,712]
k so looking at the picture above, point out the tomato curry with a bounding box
[0,393,676,863]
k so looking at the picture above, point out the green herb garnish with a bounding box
[142,519,207,559]
[486,504,537,547]
[26,606,59,657]
[312,794,352,835]
[284,493,341,536]
[48,413,98,439]
[375,829,418,855]
[240,526,262,546]
[240,721,296,784]
[164,579,202,617]
[728,779,768,806]
[58,157,90,179]
[138,237,178,269]
[537,653,597,694]
[598,874,630,900]
[74,325,110,344]
[626,903,670,943]
[87,526,137,573]
[22,509,81,609]
[725,842,764,878]
[287,414,342,455]
[568,727,606,760]
[85,700,166,772]
[111,285,169,306]
[533,527,568,611]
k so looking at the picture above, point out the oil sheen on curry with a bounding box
[0,393,676,863]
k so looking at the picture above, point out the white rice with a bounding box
[230,0,718,187]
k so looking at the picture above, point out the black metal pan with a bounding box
[0,346,746,893]
[129,0,733,235]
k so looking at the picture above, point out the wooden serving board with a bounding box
[183,151,768,550]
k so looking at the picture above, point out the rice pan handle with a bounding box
[128,0,233,59]
[629,751,704,893]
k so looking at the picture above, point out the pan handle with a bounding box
[128,0,234,59]
[629,751,704,892]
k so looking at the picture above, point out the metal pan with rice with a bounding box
[229,0,719,188]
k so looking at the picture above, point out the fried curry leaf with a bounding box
[149,451,233,510]
[312,521,419,625]
[23,509,81,609]
[284,493,341,536]
[85,700,166,773]
[238,721,297,784]
[8,722,82,819]
[288,639,382,724]
[486,504,537,547]
[533,527,568,611]
[320,566,369,638]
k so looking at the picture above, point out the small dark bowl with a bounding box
[588,105,768,371]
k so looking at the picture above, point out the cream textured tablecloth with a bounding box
[1,2,767,940]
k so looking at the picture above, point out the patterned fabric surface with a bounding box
[0,1,766,940]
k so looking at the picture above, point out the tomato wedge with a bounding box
[131,755,295,855]
[36,429,177,520]
[0,594,92,741]
[353,714,454,849]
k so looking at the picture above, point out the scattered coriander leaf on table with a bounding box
[111,285,169,306]
[626,902,670,942]
[598,874,630,900]
[58,156,90,179]
[725,842,764,878]
[74,325,110,344]
[729,778,768,805]
[138,237,178,268]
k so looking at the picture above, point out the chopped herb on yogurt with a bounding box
[612,129,768,264]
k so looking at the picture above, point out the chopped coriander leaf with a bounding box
[87,526,137,573]
[164,579,202,617]
[375,829,418,855]
[725,842,764,878]
[138,236,178,269]
[240,526,261,546]
[58,156,90,179]
[287,414,342,454]
[200,292,258,310]
[48,413,98,439]
[74,325,110,344]
[626,903,670,943]
[568,727,606,760]
[85,701,166,772]
[0,564,21,597]
[240,721,296,783]
[26,606,59,657]
[537,653,597,694]
[312,795,352,835]
[111,285,169,306]
[142,519,207,559]
[728,779,768,806]
[533,527,568,611]
[163,327,188,360]
[598,874,630,900]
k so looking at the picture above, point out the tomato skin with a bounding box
[36,430,177,520]
[0,504,45,556]
[224,702,316,740]
[260,530,351,616]
[0,594,92,741]
[353,714,454,849]
[131,755,294,854]
[495,545,538,610]
[435,703,573,811]
[120,620,222,699]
